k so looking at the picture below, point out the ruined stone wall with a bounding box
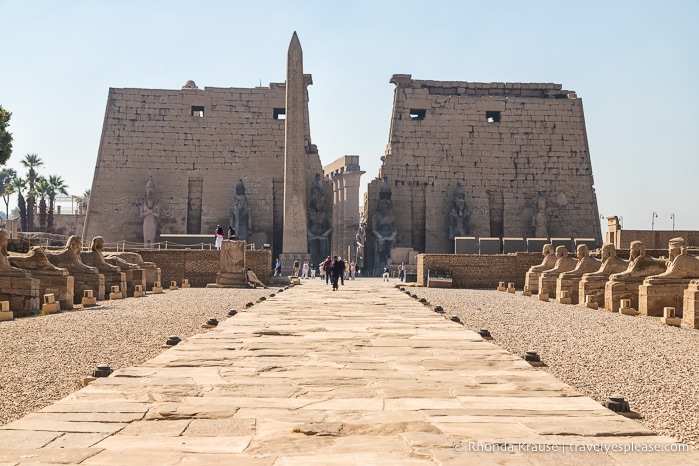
[137,250,220,288]
[366,76,601,274]
[613,230,699,250]
[84,82,323,263]
[416,253,543,289]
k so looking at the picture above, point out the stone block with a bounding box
[82,289,97,307]
[169,281,179,291]
[479,237,501,255]
[503,238,526,253]
[497,281,506,291]
[526,238,549,253]
[151,281,163,294]
[454,237,478,254]
[605,280,643,313]
[539,275,559,299]
[557,276,582,304]
[507,282,515,293]
[638,282,689,317]
[522,286,532,297]
[133,285,145,298]
[682,282,699,329]
[181,278,191,288]
[579,277,606,309]
[558,290,572,304]
[584,295,599,310]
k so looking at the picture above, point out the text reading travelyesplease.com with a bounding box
[453,441,690,455]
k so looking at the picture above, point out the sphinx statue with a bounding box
[372,176,397,273]
[538,245,578,298]
[307,173,331,266]
[9,245,74,311]
[230,179,252,242]
[449,182,470,240]
[81,236,127,297]
[646,237,699,283]
[140,176,160,248]
[0,230,31,278]
[579,243,629,308]
[605,241,666,312]
[0,230,40,316]
[524,244,555,294]
[46,235,105,302]
[556,244,601,304]
[109,251,161,288]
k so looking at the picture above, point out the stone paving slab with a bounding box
[0,278,695,465]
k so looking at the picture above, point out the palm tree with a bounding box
[47,175,68,232]
[36,177,49,231]
[20,153,43,231]
[0,168,16,219]
[10,177,26,231]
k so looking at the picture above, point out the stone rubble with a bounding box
[414,287,699,449]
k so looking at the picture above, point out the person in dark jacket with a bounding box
[332,256,345,291]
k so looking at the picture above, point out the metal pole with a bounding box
[652,212,658,230]
[670,213,675,230]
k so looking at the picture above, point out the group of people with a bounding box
[321,256,350,291]
[214,225,236,250]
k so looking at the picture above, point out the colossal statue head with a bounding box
[145,176,156,199]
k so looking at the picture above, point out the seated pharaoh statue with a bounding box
[559,244,601,279]
[608,240,666,283]
[581,243,629,281]
[0,230,31,277]
[645,237,699,284]
[372,176,397,271]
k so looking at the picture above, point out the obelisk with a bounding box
[281,32,310,275]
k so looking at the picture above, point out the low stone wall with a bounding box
[417,253,543,289]
[245,250,273,284]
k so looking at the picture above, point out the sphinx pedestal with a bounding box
[638,280,691,317]
[682,282,699,329]
[579,278,607,309]
[101,272,127,299]
[524,271,543,295]
[556,277,582,304]
[121,269,146,297]
[36,275,74,311]
[0,277,40,317]
[73,272,105,304]
[605,280,643,313]
[539,275,559,299]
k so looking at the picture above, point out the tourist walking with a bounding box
[350,261,356,280]
[301,261,309,279]
[214,225,224,250]
[398,263,405,282]
[332,256,346,291]
[273,258,282,276]
[310,262,316,279]
[228,226,236,240]
[293,259,300,277]
[323,256,332,284]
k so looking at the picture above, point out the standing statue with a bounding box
[229,179,252,242]
[372,176,397,272]
[532,193,548,238]
[307,174,331,266]
[140,176,160,248]
[449,182,470,240]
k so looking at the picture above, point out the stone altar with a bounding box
[524,243,555,294]
[638,237,699,317]
[80,237,127,298]
[605,240,666,313]
[47,235,105,303]
[538,245,577,299]
[579,243,628,309]
[556,244,601,304]
[208,240,246,287]
[9,246,75,311]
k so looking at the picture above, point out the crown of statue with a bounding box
[145,176,155,189]
[312,173,324,196]
[379,175,392,200]
[454,182,465,199]
[236,179,246,196]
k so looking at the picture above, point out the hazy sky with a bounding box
[1,0,697,231]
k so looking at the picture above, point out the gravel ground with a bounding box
[410,286,699,450]
[0,287,269,426]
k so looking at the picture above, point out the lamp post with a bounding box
[670,213,675,230]
[651,212,658,231]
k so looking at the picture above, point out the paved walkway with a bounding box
[0,278,694,465]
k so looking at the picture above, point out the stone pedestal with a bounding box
[210,240,246,287]
[605,280,642,313]
[525,271,542,295]
[0,277,40,318]
[101,272,126,301]
[34,275,75,311]
[682,282,699,329]
[73,272,105,304]
[120,268,146,297]
[638,281,691,317]
[556,277,582,304]
[0,301,13,321]
[579,278,607,309]
[112,252,161,288]
[538,275,559,299]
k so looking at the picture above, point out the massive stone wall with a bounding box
[365,75,602,274]
[83,81,323,262]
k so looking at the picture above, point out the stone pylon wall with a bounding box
[364,75,602,274]
[83,83,323,262]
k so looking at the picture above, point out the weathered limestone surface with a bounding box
[81,244,126,300]
[538,246,577,299]
[365,76,602,274]
[0,276,40,317]
[683,281,699,329]
[0,280,690,465]
[556,245,601,304]
[524,244,555,294]
[605,241,666,312]
[111,252,161,288]
[104,256,146,298]
[8,248,75,310]
[46,236,106,302]
[579,243,629,308]
[213,240,245,287]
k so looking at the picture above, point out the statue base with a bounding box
[638,280,692,317]
[682,282,699,329]
[0,277,40,318]
[605,279,643,313]
[538,275,559,299]
[0,310,13,321]
[524,271,542,295]
[556,276,582,305]
[579,278,607,309]
[207,271,246,288]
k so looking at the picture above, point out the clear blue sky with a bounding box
[1,0,697,231]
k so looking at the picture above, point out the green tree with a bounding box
[0,106,12,165]
[0,168,16,218]
[10,177,26,231]
[20,153,43,231]
[47,175,68,232]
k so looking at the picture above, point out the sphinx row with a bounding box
[523,237,699,329]
[1,231,161,316]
